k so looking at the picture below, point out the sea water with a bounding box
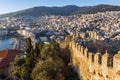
[0,39,15,50]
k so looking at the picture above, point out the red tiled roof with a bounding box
[0,50,8,58]
[0,49,24,68]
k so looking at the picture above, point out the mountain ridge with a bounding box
[0,4,120,18]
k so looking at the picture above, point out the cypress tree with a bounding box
[34,43,40,58]
[25,38,33,54]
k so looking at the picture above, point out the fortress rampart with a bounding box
[69,41,120,80]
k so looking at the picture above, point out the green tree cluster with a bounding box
[8,55,30,79]
[8,38,79,80]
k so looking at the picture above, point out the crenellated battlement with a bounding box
[69,41,120,80]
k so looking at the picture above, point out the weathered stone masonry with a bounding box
[69,41,120,80]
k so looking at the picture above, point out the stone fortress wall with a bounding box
[69,41,120,80]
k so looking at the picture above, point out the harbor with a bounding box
[0,39,14,50]
[0,38,19,50]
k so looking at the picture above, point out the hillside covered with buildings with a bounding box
[0,6,120,79]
